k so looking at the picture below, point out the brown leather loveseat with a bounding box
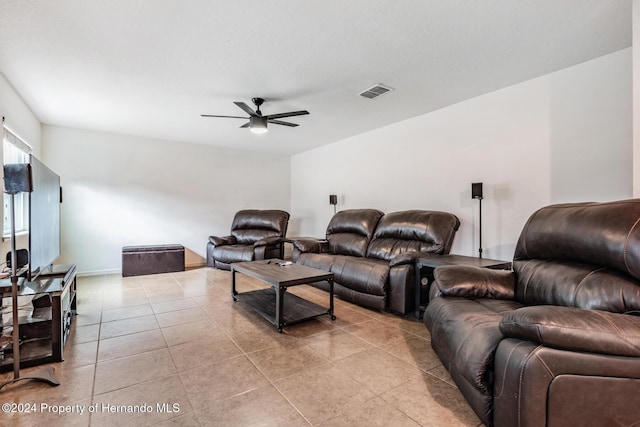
[207,209,290,270]
[424,199,640,426]
[292,209,460,314]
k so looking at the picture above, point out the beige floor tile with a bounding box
[168,334,241,372]
[101,303,154,323]
[301,329,373,362]
[101,294,151,310]
[0,396,92,427]
[160,319,222,347]
[281,316,338,338]
[91,374,192,427]
[99,314,159,339]
[400,319,432,339]
[69,323,100,344]
[332,348,423,395]
[343,318,406,346]
[426,364,457,387]
[221,314,299,353]
[247,340,329,382]
[325,306,373,328]
[97,329,167,362]
[180,354,269,405]
[195,383,309,426]
[73,310,102,327]
[145,290,189,304]
[0,363,95,407]
[154,410,201,426]
[275,365,376,425]
[319,396,422,427]
[62,340,98,369]
[93,348,176,395]
[380,376,481,426]
[151,297,200,314]
[380,334,442,372]
[155,306,208,328]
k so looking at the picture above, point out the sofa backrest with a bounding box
[325,209,384,257]
[230,209,290,245]
[366,210,460,261]
[513,199,640,313]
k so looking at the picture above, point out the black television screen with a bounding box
[28,155,61,279]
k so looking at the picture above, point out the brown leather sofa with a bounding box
[207,209,290,270]
[424,199,640,426]
[292,209,460,314]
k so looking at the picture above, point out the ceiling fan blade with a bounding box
[264,110,309,120]
[268,119,299,127]
[240,122,251,128]
[234,102,257,116]
[201,114,248,119]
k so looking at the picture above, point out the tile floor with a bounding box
[0,268,481,426]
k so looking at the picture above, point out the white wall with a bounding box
[0,73,42,258]
[42,126,290,275]
[634,0,640,197]
[290,49,632,261]
[0,73,42,156]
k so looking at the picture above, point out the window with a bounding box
[3,126,31,237]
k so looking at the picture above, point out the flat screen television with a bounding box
[28,154,61,280]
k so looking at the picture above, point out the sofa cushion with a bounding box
[230,209,290,245]
[295,252,336,272]
[514,200,640,280]
[500,306,640,357]
[366,210,460,261]
[326,209,384,257]
[514,259,640,312]
[330,256,389,296]
[211,245,254,264]
[425,297,524,426]
[434,265,516,300]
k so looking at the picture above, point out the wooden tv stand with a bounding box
[0,264,77,371]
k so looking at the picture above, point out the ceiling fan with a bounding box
[201,98,309,134]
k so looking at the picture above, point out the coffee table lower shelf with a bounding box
[235,288,334,332]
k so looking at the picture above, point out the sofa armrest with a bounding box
[433,265,516,299]
[389,252,422,267]
[292,238,328,254]
[209,235,236,246]
[254,236,283,247]
[500,306,640,357]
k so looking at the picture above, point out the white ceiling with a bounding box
[0,0,632,155]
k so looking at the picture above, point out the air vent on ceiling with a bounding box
[359,83,394,99]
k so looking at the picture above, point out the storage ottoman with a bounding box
[122,244,185,277]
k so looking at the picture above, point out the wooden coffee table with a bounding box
[231,259,335,332]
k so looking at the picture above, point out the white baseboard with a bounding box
[76,262,207,277]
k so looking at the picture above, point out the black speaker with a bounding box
[471,182,483,199]
[329,194,337,205]
[4,163,33,193]
[6,248,29,269]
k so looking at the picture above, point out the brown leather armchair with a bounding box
[207,209,290,270]
[424,199,640,426]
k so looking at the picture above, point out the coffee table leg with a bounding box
[328,278,336,320]
[276,285,285,333]
[232,269,238,301]
[415,261,422,319]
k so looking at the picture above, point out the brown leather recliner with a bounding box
[424,199,640,426]
[207,209,290,270]
[292,209,460,314]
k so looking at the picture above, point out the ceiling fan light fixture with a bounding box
[249,116,268,134]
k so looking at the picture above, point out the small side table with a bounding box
[414,255,512,319]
